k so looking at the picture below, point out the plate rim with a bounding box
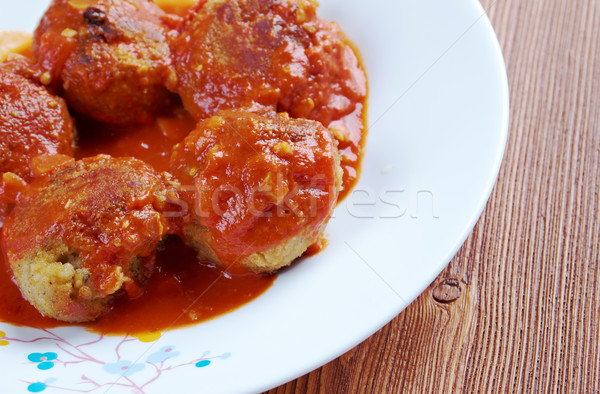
[0,0,510,392]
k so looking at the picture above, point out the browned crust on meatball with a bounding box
[33,0,178,125]
[2,155,177,322]
[0,67,74,180]
[171,0,367,126]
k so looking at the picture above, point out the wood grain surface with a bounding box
[268,0,600,392]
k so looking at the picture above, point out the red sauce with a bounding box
[303,237,328,257]
[0,0,367,334]
[89,236,275,334]
[0,235,275,334]
[75,109,195,172]
[0,109,275,334]
[333,102,368,201]
[0,98,352,334]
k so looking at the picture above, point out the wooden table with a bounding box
[269,0,600,391]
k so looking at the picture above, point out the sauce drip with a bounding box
[334,103,367,201]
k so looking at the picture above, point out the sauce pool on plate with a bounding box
[0,234,276,333]
[0,109,278,334]
[0,0,368,335]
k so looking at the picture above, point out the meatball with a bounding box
[171,0,367,127]
[0,66,74,181]
[170,109,342,273]
[33,0,178,125]
[1,155,177,322]
[0,53,40,80]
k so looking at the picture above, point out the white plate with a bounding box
[0,0,508,392]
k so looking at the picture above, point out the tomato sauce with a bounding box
[333,103,368,201]
[0,0,367,335]
[75,109,195,173]
[89,236,275,333]
[0,235,275,333]
[0,110,276,334]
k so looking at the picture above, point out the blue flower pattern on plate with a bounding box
[27,382,47,393]
[146,346,180,364]
[3,328,229,393]
[104,360,146,377]
[28,352,58,370]
[195,359,211,368]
